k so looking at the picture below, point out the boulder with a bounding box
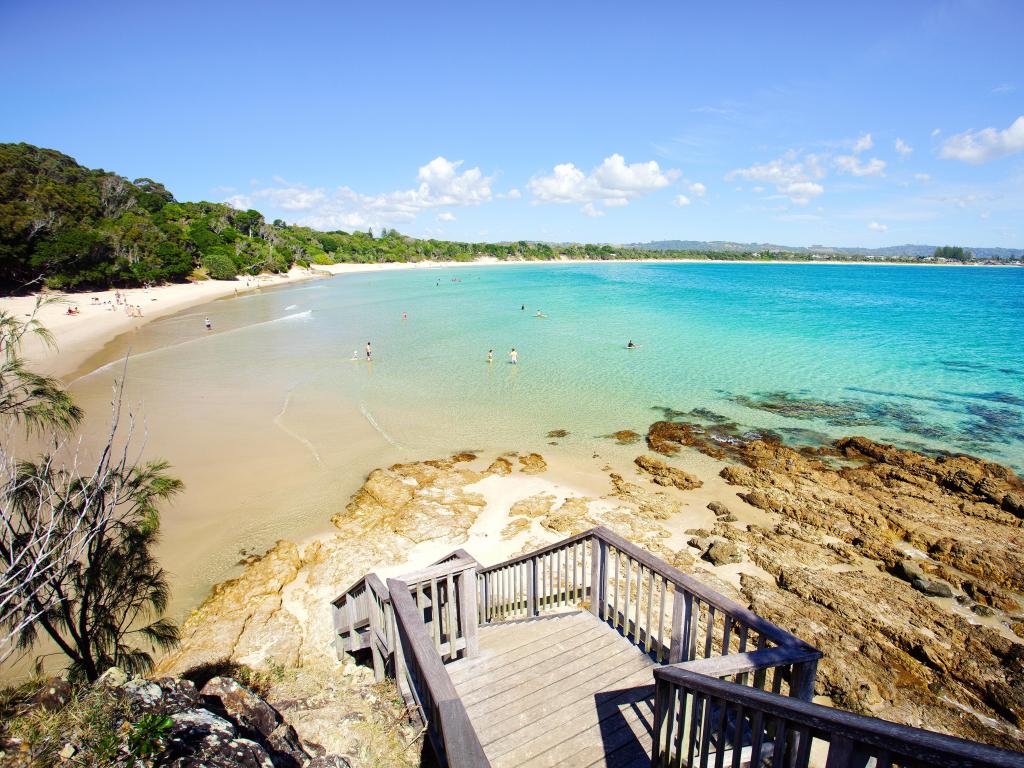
[606,430,642,444]
[707,501,732,517]
[123,678,164,709]
[895,560,926,583]
[971,604,996,617]
[705,540,742,566]
[546,429,569,438]
[634,455,703,491]
[910,577,954,599]
[95,666,129,688]
[487,456,513,475]
[201,677,282,740]
[518,453,548,474]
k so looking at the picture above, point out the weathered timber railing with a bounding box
[477,526,820,696]
[397,557,479,662]
[651,666,1024,768]
[388,578,490,767]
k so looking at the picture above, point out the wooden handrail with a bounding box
[652,668,1024,768]
[668,645,822,679]
[593,527,807,650]
[397,557,476,586]
[388,578,490,767]
[476,529,596,573]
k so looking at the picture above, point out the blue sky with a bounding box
[2,0,1022,247]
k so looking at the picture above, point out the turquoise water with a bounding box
[129,261,1022,470]
[63,261,1024,619]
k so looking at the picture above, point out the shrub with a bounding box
[201,250,237,281]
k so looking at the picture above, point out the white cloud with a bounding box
[867,221,888,232]
[498,188,522,200]
[673,194,691,207]
[581,202,605,217]
[939,115,1024,164]
[603,198,629,208]
[687,181,706,196]
[437,212,455,222]
[852,133,873,153]
[752,186,765,193]
[914,173,931,183]
[528,153,680,208]
[725,152,826,204]
[931,128,942,137]
[894,138,913,156]
[226,156,496,231]
[834,155,887,177]
[991,83,1016,94]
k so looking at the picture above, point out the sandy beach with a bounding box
[0,260,492,378]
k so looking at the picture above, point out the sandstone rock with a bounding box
[518,453,548,474]
[670,550,696,570]
[911,577,954,599]
[895,560,926,583]
[547,429,569,438]
[634,454,703,491]
[971,604,996,617]
[707,501,732,517]
[58,744,75,760]
[1003,492,1024,518]
[487,456,513,475]
[704,540,742,566]
[95,666,129,688]
[609,473,680,519]
[606,429,642,444]
[501,517,531,539]
[509,493,556,519]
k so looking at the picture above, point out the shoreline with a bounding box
[2,255,1018,379]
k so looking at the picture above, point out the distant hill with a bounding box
[629,240,1024,260]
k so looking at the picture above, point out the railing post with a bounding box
[367,598,385,682]
[589,536,602,618]
[528,556,538,616]
[458,568,479,658]
[791,656,818,702]
[669,591,689,663]
[346,595,358,653]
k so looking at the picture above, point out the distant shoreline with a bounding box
[3,256,1018,379]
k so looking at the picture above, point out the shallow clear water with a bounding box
[66,262,1024,617]
[285,262,1023,468]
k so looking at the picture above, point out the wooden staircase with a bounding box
[332,527,1024,768]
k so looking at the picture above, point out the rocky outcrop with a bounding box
[702,433,1024,749]
[634,454,703,490]
[518,453,548,473]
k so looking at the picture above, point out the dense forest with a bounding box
[0,143,1003,294]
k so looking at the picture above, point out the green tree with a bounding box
[0,309,181,680]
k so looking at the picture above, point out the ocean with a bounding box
[67,262,1024,615]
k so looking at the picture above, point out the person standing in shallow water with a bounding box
[509,347,518,365]
[365,341,372,360]
[487,349,493,364]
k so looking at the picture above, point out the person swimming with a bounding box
[627,339,637,348]
[535,309,546,318]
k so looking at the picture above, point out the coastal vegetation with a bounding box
[3,143,1016,295]
[0,303,181,682]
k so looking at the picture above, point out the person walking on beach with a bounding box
[509,347,518,365]
[365,341,372,361]
[204,316,212,330]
